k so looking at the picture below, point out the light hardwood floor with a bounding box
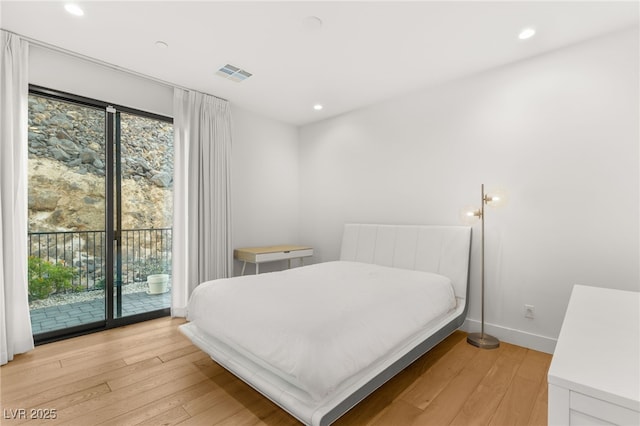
[1,317,551,425]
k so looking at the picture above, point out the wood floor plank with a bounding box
[136,406,192,426]
[402,331,468,378]
[1,358,62,379]
[97,380,217,426]
[2,318,183,370]
[58,370,209,426]
[7,383,113,425]
[370,399,423,426]
[232,396,287,425]
[257,407,301,426]
[516,349,551,383]
[58,329,183,368]
[489,375,540,426]
[332,336,467,426]
[157,343,201,363]
[190,356,227,378]
[464,343,504,375]
[488,349,552,426]
[449,344,527,426]
[413,369,486,426]
[0,384,109,425]
[399,337,479,410]
[2,358,130,406]
[120,335,194,366]
[105,351,205,391]
[178,393,246,425]
[1,317,552,426]
[182,381,244,417]
[213,408,264,426]
[526,372,550,426]
[29,364,200,424]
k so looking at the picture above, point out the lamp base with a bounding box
[467,332,500,349]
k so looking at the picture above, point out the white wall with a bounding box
[28,46,301,277]
[29,45,173,117]
[298,27,640,353]
[231,106,300,275]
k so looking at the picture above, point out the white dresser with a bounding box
[548,285,640,425]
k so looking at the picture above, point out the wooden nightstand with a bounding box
[234,245,313,275]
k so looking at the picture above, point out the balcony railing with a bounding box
[28,228,172,294]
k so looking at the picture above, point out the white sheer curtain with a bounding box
[0,31,34,365]
[172,89,233,316]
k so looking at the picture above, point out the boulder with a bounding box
[49,147,70,161]
[30,190,60,211]
[151,172,172,188]
[80,148,99,164]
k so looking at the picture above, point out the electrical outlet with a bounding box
[524,304,535,319]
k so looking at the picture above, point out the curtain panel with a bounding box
[172,89,233,316]
[0,31,35,365]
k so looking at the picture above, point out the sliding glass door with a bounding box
[27,92,107,336]
[27,86,173,343]
[113,111,173,320]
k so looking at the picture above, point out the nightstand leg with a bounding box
[256,263,259,274]
[241,261,247,276]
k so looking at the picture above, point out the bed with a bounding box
[179,224,471,425]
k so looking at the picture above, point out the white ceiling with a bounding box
[1,1,638,126]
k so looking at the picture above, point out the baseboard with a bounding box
[171,307,187,317]
[461,318,557,354]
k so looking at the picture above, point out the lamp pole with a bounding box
[467,183,500,349]
[481,183,486,338]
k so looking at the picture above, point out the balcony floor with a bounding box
[30,290,171,335]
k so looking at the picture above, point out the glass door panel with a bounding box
[114,112,173,318]
[27,94,106,335]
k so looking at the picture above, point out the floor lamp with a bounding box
[465,184,501,349]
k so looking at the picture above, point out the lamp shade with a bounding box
[460,206,481,225]
[484,188,507,208]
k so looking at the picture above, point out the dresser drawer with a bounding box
[570,410,615,426]
[570,391,640,426]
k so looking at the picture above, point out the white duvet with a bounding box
[187,261,455,402]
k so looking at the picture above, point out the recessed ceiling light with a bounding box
[155,41,168,49]
[302,16,323,31]
[313,104,323,111]
[518,27,536,40]
[64,3,84,17]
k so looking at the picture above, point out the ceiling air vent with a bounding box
[216,64,252,82]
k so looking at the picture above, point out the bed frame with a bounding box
[181,224,471,425]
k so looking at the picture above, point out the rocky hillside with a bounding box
[28,94,173,232]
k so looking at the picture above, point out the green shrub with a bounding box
[94,278,105,290]
[28,256,80,301]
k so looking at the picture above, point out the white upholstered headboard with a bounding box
[340,224,472,299]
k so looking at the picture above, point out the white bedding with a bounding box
[187,260,456,402]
